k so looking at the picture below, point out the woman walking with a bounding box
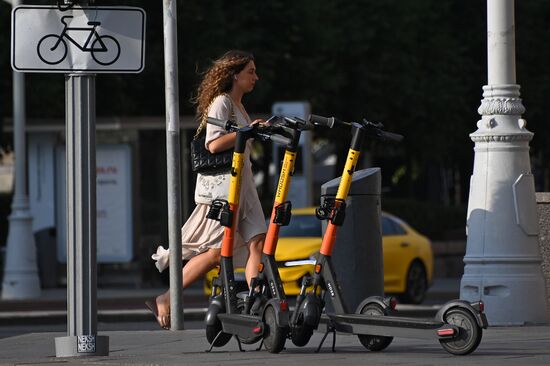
[147,50,267,329]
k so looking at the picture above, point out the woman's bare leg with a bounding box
[154,248,221,328]
[245,234,265,286]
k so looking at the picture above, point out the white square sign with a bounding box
[11,6,145,73]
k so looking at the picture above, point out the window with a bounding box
[381,215,406,236]
[274,214,322,237]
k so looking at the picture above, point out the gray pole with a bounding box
[162,0,184,330]
[55,75,108,356]
[1,0,41,300]
[54,0,109,357]
[461,0,549,324]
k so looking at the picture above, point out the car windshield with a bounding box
[271,214,322,237]
[267,212,407,237]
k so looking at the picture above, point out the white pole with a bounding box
[461,0,549,324]
[1,0,41,300]
[162,0,184,330]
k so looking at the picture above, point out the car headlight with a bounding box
[283,253,318,267]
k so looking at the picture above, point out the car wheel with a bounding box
[398,260,427,304]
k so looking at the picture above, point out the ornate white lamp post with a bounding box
[461,0,549,325]
[1,0,41,300]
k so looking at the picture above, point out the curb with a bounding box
[0,304,444,326]
[0,307,209,326]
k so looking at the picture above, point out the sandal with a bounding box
[145,299,170,330]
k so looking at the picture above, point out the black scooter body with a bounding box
[290,116,487,356]
[325,296,488,340]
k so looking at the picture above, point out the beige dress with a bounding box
[152,94,266,271]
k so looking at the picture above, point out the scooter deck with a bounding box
[324,313,450,340]
[218,313,264,341]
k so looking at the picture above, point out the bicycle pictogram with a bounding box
[37,16,121,66]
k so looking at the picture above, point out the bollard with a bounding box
[320,168,383,313]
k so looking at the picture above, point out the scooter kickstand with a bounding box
[234,335,245,352]
[315,326,337,353]
[206,331,225,353]
[255,339,264,351]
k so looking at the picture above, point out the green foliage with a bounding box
[2,0,550,202]
[382,197,467,240]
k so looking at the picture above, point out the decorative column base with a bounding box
[461,263,548,325]
[461,84,549,325]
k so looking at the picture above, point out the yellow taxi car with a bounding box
[205,207,434,304]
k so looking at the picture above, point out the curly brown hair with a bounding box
[193,50,254,135]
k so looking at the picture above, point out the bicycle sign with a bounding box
[11,6,145,73]
[38,16,121,66]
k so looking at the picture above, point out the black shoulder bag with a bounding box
[190,96,235,174]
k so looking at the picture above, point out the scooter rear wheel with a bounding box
[263,305,287,353]
[439,308,482,355]
[357,303,393,351]
[290,310,314,347]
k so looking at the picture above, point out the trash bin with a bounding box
[320,168,383,312]
[35,227,58,288]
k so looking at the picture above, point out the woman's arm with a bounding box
[208,117,268,153]
[208,131,237,153]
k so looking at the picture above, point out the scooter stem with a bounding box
[319,125,365,256]
[220,131,249,258]
[263,135,300,255]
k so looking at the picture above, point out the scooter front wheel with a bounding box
[439,308,482,355]
[290,311,315,347]
[206,323,232,347]
[263,305,287,353]
[357,303,393,351]
[205,298,231,347]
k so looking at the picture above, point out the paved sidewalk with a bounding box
[1,326,550,365]
[2,278,550,365]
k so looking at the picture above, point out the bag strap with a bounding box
[194,93,236,140]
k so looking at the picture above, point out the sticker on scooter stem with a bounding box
[326,281,336,298]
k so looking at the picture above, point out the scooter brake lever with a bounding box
[362,118,384,129]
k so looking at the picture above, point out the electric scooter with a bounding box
[238,116,322,353]
[204,116,330,353]
[290,114,488,356]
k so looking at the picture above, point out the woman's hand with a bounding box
[250,118,269,126]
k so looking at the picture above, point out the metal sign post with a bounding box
[54,68,110,358]
[11,1,146,357]
[162,0,184,330]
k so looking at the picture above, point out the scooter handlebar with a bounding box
[311,114,404,142]
[376,130,404,142]
[267,116,316,131]
[207,117,237,131]
[269,133,292,146]
[309,114,350,128]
